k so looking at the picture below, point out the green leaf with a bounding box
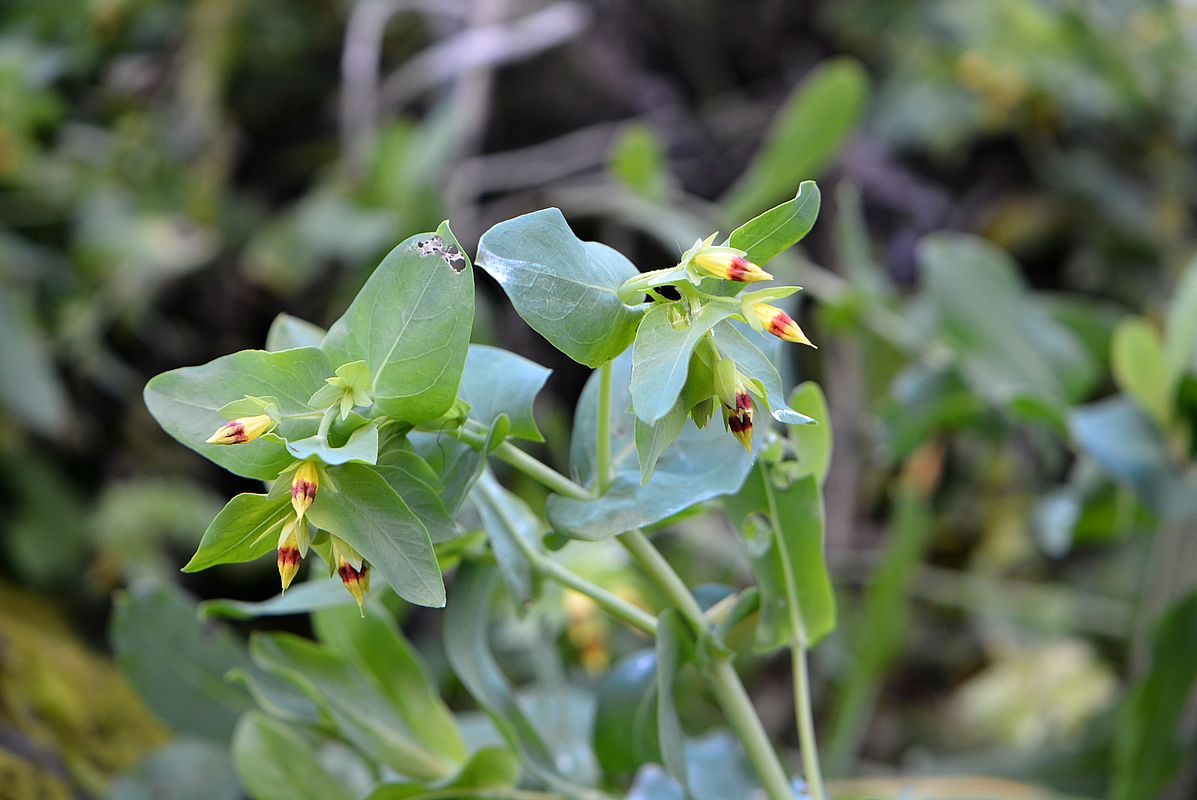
[110,738,240,800]
[723,58,868,222]
[787,382,832,484]
[408,418,509,515]
[0,288,68,436]
[363,747,521,799]
[322,222,473,423]
[631,302,738,424]
[266,313,327,351]
[144,347,332,480]
[727,181,820,268]
[654,609,692,793]
[459,344,551,441]
[232,712,353,800]
[285,422,380,465]
[634,399,690,486]
[312,603,466,763]
[250,633,456,781]
[547,354,753,540]
[1165,256,1197,393]
[918,233,1097,412]
[199,578,353,620]
[473,470,542,603]
[476,208,644,367]
[711,322,815,425]
[111,582,252,740]
[610,123,669,201]
[723,470,836,650]
[592,649,661,773]
[1111,591,1197,800]
[307,462,444,606]
[1112,317,1171,428]
[375,450,458,544]
[184,492,291,572]
[444,561,599,797]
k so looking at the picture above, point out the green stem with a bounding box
[596,361,614,495]
[493,441,593,501]
[618,531,792,800]
[792,644,826,800]
[316,405,337,442]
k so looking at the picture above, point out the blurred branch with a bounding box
[377,2,591,111]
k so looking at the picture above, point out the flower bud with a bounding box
[277,516,308,593]
[724,403,753,453]
[291,461,319,519]
[332,536,369,614]
[752,303,815,347]
[693,249,772,282]
[206,414,275,445]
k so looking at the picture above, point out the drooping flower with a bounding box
[206,414,275,445]
[290,461,319,519]
[751,302,816,347]
[277,516,309,593]
[714,358,754,453]
[332,536,370,614]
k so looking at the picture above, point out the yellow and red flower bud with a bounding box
[693,250,772,282]
[338,559,370,614]
[276,516,309,593]
[290,461,319,519]
[206,414,275,445]
[724,403,754,453]
[752,303,815,347]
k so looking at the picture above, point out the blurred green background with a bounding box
[2,1,1197,798]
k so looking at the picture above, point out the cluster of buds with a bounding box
[206,414,275,445]
[715,358,754,453]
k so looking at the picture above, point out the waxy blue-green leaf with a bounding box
[265,312,326,351]
[307,462,444,607]
[285,422,379,465]
[364,748,521,800]
[635,346,717,484]
[312,603,466,763]
[375,449,458,544]
[723,470,835,650]
[322,222,473,423]
[111,583,253,741]
[444,561,601,798]
[919,233,1097,411]
[592,649,661,773]
[728,181,821,268]
[787,382,832,484]
[458,345,551,441]
[408,417,509,515]
[1164,257,1197,393]
[711,322,815,425]
[144,347,331,480]
[232,712,352,800]
[472,470,543,603]
[654,610,692,793]
[183,492,291,572]
[250,632,456,782]
[548,354,752,540]
[200,578,353,620]
[631,302,738,424]
[723,58,867,222]
[476,208,643,367]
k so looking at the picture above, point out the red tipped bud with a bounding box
[693,250,772,282]
[276,516,309,593]
[290,461,319,519]
[338,560,370,613]
[724,404,754,453]
[752,303,815,347]
[206,414,275,445]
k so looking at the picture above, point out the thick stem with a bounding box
[596,361,614,495]
[316,405,337,442]
[792,644,827,800]
[619,530,792,800]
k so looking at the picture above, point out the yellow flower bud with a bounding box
[277,517,307,593]
[693,250,772,282]
[752,303,815,347]
[337,558,370,614]
[206,414,275,445]
[290,461,319,519]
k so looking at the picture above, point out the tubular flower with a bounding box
[277,516,308,593]
[291,461,319,519]
[206,414,275,445]
[715,359,754,452]
[751,303,816,347]
[692,249,772,282]
[332,537,370,613]
[723,395,754,453]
